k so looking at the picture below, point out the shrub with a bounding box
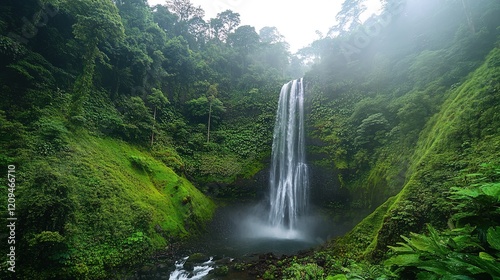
[385,163,500,279]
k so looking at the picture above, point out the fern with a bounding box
[386,163,500,279]
[449,163,500,233]
[385,224,498,278]
[487,227,500,251]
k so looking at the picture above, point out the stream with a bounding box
[130,201,355,280]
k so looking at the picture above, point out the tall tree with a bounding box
[227,25,260,69]
[256,26,290,77]
[206,83,218,143]
[331,0,368,33]
[259,26,284,44]
[165,0,203,22]
[67,0,125,116]
[147,87,169,146]
[210,10,240,42]
[186,83,225,143]
[165,0,206,48]
[152,4,178,37]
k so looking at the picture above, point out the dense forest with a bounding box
[0,0,499,279]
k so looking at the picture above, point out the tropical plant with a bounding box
[385,163,500,279]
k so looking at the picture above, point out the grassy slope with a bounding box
[12,130,215,279]
[331,47,500,260]
[71,134,214,237]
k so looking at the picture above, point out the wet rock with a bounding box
[188,252,210,263]
[138,265,154,272]
[214,257,233,265]
[156,263,172,273]
[258,252,276,260]
[212,265,229,276]
[183,261,194,271]
[244,252,281,278]
[212,255,223,261]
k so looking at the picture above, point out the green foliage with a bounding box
[152,145,185,173]
[0,110,29,163]
[385,163,500,279]
[282,263,325,280]
[186,93,225,123]
[408,50,448,88]
[328,46,500,264]
[33,116,69,155]
[197,153,242,180]
[304,0,500,219]
[6,51,55,86]
[28,231,65,246]
[327,275,348,280]
[450,163,500,229]
[386,224,500,279]
[148,88,170,109]
[4,133,215,279]
[1,0,499,279]
[327,260,392,280]
[119,96,154,142]
[487,227,500,251]
[213,265,229,276]
[64,0,125,116]
[69,0,125,46]
[354,113,389,148]
[186,95,209,116]
[82,89,124,135]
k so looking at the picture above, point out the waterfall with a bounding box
[269,78,309,230]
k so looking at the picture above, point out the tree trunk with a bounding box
[207,101,212,143]
[461,0,475,34]
[150,106,156,147]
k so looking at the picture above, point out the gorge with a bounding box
[1,0,499,279]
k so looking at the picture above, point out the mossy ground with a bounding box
[2,129,215,279]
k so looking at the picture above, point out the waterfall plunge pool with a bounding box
[131,201,353,280]
[131,79,353,279]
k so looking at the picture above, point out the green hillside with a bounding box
[266,46,500,279]
[1,125,215,278]
[1,0,499,279]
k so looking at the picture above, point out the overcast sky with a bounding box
[147,0,382,52]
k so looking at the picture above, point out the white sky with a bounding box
[147,0,382,53]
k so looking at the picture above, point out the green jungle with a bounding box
[0,0,499,279]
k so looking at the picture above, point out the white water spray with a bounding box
[268,78,309,230]
[169,257,214,280]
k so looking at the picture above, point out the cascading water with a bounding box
[268,78,309,230]
[158,79,333,279]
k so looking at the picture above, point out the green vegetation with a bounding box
[0,126,215,278]
[1,0,499,279]
[0,0,290,278]
[255,0,500,279]
[263,42,500,280]
[384,163,500,279]
[305,0,500,211]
